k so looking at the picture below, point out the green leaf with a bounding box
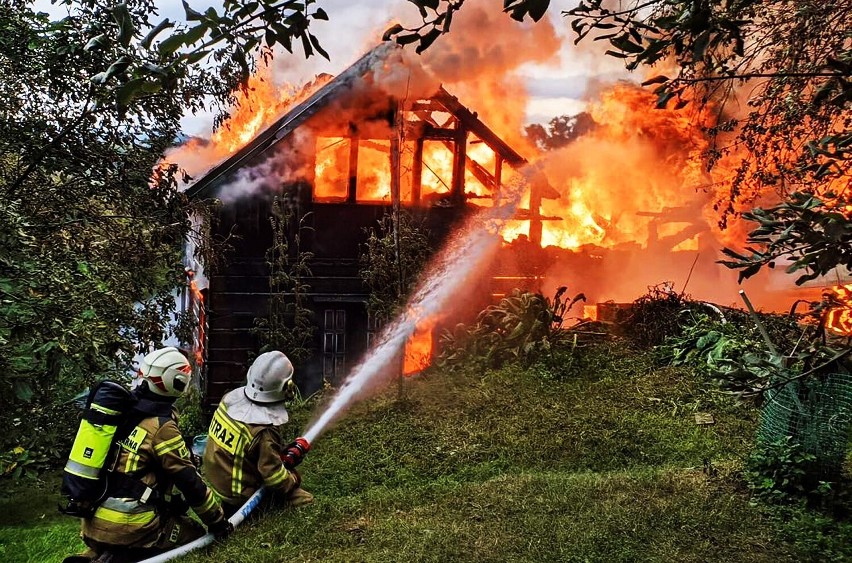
[300,32,313,58]
[183,0,204,21]
[641,75,670,86]
[309,33,329,60]
[183,49,211,65]
[158,32,186,55]
[141,19,174,50]
[116,78,163,106]
[383,23,404,41]
[656,91,675,109]
[416,27,442,54]
[183,23,208,46]
[13,380,33,402]
[610,34,644,54]
[692,30,711,60]
[111,4,134,47]
[84,33,108,52]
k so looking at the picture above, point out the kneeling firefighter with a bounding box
[203,351,313,517]
[65,347,231,563]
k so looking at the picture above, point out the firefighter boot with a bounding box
[283,487,314,508]
[62,547,98,563]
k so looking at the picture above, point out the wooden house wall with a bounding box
[202,91,522,410]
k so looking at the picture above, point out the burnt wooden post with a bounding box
[529,176,543,246]
[493,154,503,203]
[347,133,359,204]
[451,126,468,206]
[390,101,406,398]
[412,137,424,205]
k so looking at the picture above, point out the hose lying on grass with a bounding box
[136,488,266,563]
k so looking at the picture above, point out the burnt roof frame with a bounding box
[184,44,534,201]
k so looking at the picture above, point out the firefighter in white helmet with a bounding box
[203,351,313,516]
[68,347,230,563]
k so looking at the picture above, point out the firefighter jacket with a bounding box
[203,400,299,508]
[81,409,224,548]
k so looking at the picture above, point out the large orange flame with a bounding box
[166,66,331,179]
[403,320,434,375]
[825,284,852,336]
[187,270,206,369]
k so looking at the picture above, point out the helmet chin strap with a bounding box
[242,387,287,405]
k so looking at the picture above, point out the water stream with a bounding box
[302,177,527,444]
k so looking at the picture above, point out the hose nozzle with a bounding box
[282,437,311,469]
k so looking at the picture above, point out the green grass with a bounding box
[4,342,852,562]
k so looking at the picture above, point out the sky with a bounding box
[33,0,633,137]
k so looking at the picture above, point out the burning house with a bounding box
[176,31,852,411]
[184,44,558,408]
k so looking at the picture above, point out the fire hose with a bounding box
[136,437,311,563]
[135,487,265,563]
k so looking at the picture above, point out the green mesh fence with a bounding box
[758,369,852,476]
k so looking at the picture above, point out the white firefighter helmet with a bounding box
[138,347,192,398]
[245,351,294,403]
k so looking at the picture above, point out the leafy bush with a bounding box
[623,283,690,347]
[176,386,206,440]
[440,288,583,368]
[0,446,49,480]
[660,312,772,391]
[744,437,830,504]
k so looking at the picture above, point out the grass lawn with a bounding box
[3,342,851,562]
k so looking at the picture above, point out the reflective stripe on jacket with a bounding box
[203,400,298,507]
[82,410,224,548]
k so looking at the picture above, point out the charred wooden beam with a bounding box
[390,101,401,211]
[408,100,446,112]
[422,125,457,141]
[412,138,423,205]
[434,87,526,167]
[529,186,543,246]
[464,156,498,192]
[451,127,467,206]
[494,154,503,202]
[347,135,358,204]
[512,209,562,221]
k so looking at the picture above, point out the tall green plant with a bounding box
[254,197,314,364]
[359,210,431,323]
[440,288,584,367]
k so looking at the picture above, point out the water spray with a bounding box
[135,173,528,563]
[302,175,527,444]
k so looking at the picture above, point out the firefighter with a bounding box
[68,347,231,563]
[203,351,313,517]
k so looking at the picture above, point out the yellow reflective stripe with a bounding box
[94,506,157,525]
[194,491,217,515]
[90,403,121,416]
[124,451,140,473]
[232,454,243,497]
[154,435,185,456]
[64,459,100,480]
[214,403,252,498]
[264,466,290,488]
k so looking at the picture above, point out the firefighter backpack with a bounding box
[60,380,136,517]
